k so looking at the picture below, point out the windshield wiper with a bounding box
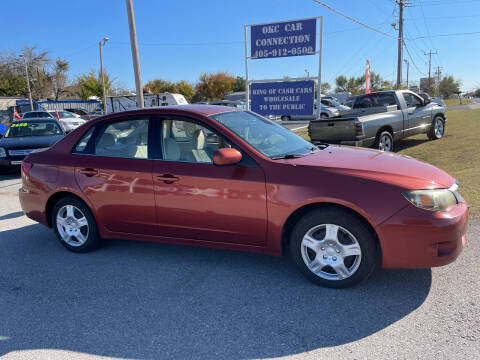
[271,153,306,160]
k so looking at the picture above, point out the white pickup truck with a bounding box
[308,90,447,151]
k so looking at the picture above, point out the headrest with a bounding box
[193,129,205,150]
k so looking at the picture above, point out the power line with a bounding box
[311,0,398,39]
[407,31,480,39]
[403,40,426,75]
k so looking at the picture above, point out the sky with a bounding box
[1,0,480,92]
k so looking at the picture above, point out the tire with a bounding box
[52,196,100,252]
[289,208,378,288]
[320,113,328,119]
[427,116,445,140]
[373,130,393,151]
[281,115,291,122]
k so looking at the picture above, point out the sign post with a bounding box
[245,17,323,119]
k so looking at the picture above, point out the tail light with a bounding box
[22,161,33,173]
[354,122,365,136]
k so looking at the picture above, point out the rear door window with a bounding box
[94,119,150,159]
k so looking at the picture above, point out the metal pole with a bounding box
[126,0,144,109]
[404,59,409,88]
[244,25,249,110]
[396,0,404,89]
[316,17,323,120]
[99,41,108,115]
[22,57,33,110]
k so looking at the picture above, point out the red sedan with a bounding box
[19,105,468,288]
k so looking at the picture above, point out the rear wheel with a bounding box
[428,116,445,140]
[320,113,328,119]
[289,208,377,288]
[52,196,100,252]
[374,131,393,151]
[281,115,291,122]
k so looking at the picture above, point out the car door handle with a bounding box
[78,168,98,177]
[156,174,179,183]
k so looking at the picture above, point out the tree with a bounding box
[20,46,52,99]
[335,76,348,93]
[232,76,246,92]
[321,82,331,94]
[52,58,69,100]
[75,70,114,108]
[438,76,461,98]
[475,88,480,98]
[144,79,176,94]
[175,80,194,102]
[195,72,235,101]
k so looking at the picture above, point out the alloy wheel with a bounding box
[300,224,362,281]
[56,205,89,247]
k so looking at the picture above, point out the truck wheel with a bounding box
[281,116,291,122]
[428,116,445,140]
[289,208,378,288]
[374,131,393,151]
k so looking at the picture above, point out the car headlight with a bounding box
[0,147,6,157]
[402,186,463,212]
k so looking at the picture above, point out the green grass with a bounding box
[296,109,480,218]
[443,98,472,107]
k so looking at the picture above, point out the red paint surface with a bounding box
[19,106,468,268]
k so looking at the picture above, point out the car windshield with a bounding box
[325,98,340,107]
[210,111,319,159]
[5,121,63,137]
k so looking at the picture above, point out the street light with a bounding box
[19,54,34,110]
[99,37,109,114]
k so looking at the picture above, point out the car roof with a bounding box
[105,105,243,118]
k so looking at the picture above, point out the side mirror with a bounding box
[213,148,242,166]
[423,98,431,105]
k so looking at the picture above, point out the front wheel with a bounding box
[289,208,377,288]
[52,196,100,252]
[281,115,291,122]
[428,116,445,140]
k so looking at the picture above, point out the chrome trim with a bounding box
[8,148,45,156]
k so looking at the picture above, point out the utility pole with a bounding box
[126,0,144,109]
[404,59,409,88]
[99,37,109,115]
[395,0,405,89]
[434,66,443,94]
[424,50,437,93]
[20,55,33,110]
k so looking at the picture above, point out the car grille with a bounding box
[8,148,45,156]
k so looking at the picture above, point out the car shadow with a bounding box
[0,211,24,221]
[0,223,432,359]
[394,138,431,152]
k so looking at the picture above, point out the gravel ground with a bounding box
[0,172,478,360]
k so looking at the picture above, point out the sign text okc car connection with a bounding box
[251,19,316,59]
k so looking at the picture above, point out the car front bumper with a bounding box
[376,202,468,269]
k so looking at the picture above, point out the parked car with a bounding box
[320,97,351,115]
[418,92,447,108]
[0,118,65,170]
[65,108,100,120]
[209,100,246,109]
[22,111,55,119]
[281,101,340,121]
[46,110,86,132]
[308,90,447,151]
[19,105,467,288]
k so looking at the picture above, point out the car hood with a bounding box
[288,145,454,189]
[0,135,64,149]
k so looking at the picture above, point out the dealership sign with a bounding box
[250,80,314,116]
[250,18,316,59]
